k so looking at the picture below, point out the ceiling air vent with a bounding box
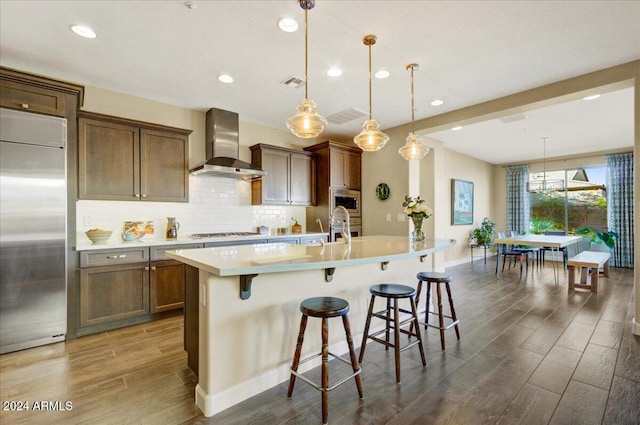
[500,113,528,124]
[327,107,368,125]
[282,76,305,88]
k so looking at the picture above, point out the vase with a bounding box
[411,215,425,241]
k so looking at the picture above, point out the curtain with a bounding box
[607,152,634,268]
[506,165,530,234]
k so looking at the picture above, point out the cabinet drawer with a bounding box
[150,244,202,261]
[300,236,327,245]
[204,239,267,248]
[268,238,300,245]
[0,80,66,117]
[80,247,149,267]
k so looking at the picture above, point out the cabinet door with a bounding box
[141,129,189,202]
[0,80,66,117]
[344,151,361,189]
[80,263,149,327]
[329,149,345,187]
[261,148,291,204]
[79,118,140,200]
[289,153,313,205]
[150,260,185,313]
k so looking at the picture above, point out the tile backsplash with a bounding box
[76,175,308,243]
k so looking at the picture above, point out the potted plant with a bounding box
[469,218,496,246]
[575,226,618,251]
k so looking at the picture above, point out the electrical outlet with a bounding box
[386,213,391,222]
[83,215,93,226]
[397,213,405,222]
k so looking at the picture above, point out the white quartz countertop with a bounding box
[166,235,456,276]
[75,232,324,251]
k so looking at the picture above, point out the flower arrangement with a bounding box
[402,195,432,241]
[402,195,432,219]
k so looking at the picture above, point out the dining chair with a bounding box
[539,230,568,269]
[496,232,520,273]
[508,231,540,275]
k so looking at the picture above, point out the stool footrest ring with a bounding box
[423,311,459,330]
[366,335,422,353]
[290,351,362,393]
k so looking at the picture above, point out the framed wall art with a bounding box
[451,179,474,225]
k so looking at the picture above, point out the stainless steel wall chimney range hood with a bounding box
[189,108,266,180]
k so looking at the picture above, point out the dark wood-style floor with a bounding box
[1,259,638,425]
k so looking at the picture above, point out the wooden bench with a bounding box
[567,251,610,293]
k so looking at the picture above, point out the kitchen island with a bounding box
[167,235,455,417]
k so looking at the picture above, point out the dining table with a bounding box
[493,234,583,285]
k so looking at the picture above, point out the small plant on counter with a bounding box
[469,217,496,246]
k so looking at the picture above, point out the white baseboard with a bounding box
[197,326,385,417]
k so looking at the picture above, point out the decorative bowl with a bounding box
[85,229,112,244]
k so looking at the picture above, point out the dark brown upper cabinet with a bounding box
[250,144,315,206]
[304,141,362,190]
[78,112,191,202]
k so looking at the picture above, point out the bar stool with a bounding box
[415,272,460,350]
[358,284,426,383]
[287,297,363,425]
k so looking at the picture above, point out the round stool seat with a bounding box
[300,297,350,318]
[416,272,452,283]
[369,283,416,298]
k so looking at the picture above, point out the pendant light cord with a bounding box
[368,43,372,120]
[542,137,547,186]
[304,7,308,100]
[410,65,415,134]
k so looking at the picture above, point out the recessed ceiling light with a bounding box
[430,99,444,106]
[374,70,390,79]
[70,25,97,39]
[327,68,342,77]
[583,94,601,100]
[278,17,299,33]
[451,126,462,131]
[218,74,234,83]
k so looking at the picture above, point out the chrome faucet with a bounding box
[316,218,325,247]
[330,206,351,245]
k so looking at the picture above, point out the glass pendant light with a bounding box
[286,0,327,139]
[354,35,389,151]
[398,63,430,160]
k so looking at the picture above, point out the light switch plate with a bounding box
[397,213,405,222]
[199,284,206,307]
[386,213,391,222]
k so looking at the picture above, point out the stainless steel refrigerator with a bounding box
[0,108,67,354]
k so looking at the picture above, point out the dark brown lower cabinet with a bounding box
[151,260,185,313]
[79,249,188,335]
[80,263,150,327]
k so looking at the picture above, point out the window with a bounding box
[529,166,607,234]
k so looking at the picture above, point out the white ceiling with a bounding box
[1,1,638,164]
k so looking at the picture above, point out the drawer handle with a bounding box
[21,103,29,109]
[151,266,156,271]
[107,254,127,259]
[134,193,140,198]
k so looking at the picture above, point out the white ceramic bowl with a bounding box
[85,230,112,244]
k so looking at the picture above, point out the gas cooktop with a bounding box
[189,232,260,239]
